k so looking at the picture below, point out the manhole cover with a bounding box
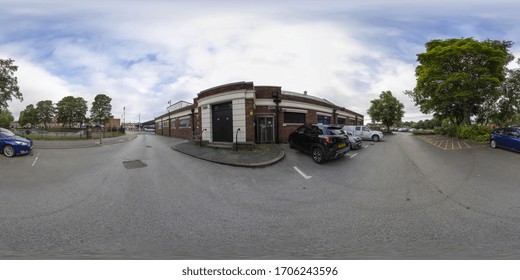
[122,160,147,169]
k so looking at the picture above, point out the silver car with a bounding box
[345,131,363,149]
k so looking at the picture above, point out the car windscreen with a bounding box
[325,128,345,135]
[0,129,15,137]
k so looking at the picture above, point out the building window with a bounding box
[317,115,331,125]
[179,118,191,128]
[338,117,346,124]
[284,112,305,124]
[171,118,176,129]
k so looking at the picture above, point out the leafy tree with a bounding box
[18,104,38,127]
[367,91,405,131]
[488,66,520,126]
[0,58,23,109]
[407,38,514,125]
[0,109,14,128]
[56,96,87,128]
[90,94,112,125]
[36,100,55,129]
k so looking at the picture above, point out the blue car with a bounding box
[490,127,520,152]
[0,128,33,157]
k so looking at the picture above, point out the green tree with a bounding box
[18,104,38,127]
[56,96,87,128]
[488,66,520,126]
[90,93,112,125]
[367,90,405,131]
[0,58,23,109]
[407,38,514,125]
[36,100,55,129]
[0,109,14,128]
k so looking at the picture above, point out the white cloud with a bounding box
[3,0,519,124]
[6,59,88,118]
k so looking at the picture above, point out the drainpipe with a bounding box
[272,92,282,144]
[191,108,195,140]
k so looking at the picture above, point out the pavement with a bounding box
[32,131,285,167]
[33,131,139,149]
[172,141,285,168]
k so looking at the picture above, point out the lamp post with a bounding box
[167,101,171,137]
[272,92,282,143]
[123,107,126,133]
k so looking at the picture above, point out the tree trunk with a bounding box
[462,104,472,125]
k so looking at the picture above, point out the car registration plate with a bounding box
[338,143,346,149]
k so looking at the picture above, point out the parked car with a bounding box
[343,125,384,142]
[0,128,33,157]
[490,127,520,152]
[345,131,363,149]
[289,124,350,163]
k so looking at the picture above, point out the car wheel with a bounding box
[490,139,497,149]
[372,135,380,142]
[289,139,295,149]
[3,145,15,157]
[312,147,325,164]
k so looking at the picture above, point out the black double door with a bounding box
[212,102,233,142]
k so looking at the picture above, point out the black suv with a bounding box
[288,124,350,163]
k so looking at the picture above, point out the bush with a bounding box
[457,125,493,142]
[441,120,458,137]
[413,129,436,135]
[472,134,490,143]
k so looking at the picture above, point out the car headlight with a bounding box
[15,141,29,146]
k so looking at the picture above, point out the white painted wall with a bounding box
[199,89,252,143]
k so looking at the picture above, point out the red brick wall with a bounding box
[155,82,364,143]
[198,81,254,99]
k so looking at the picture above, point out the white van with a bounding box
[343,125,384,142]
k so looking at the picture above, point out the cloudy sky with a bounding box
[1,0,519,123]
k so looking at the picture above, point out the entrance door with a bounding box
[212,102,233,142]
[256,116,275,143]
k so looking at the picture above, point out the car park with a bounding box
[345,131,363,149]
[343,125,384,142]
[288,124,350,163]
[0,128,33,157]
[490,127,520,152]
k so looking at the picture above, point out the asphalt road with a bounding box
[1,132,519,259]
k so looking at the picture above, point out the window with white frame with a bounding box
[179,117,191,128]
[317,115,331,125]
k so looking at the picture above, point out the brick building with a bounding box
[155,81,363,144]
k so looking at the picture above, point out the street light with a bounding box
[123,106,126,133]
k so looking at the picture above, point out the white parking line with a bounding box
[363,145,369,148]
[349,153,358,159]
[32,152,40,167]
[293,166,312,180]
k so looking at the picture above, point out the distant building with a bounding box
[155,81,363,144]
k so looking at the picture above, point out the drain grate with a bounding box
[122,160,148,169]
